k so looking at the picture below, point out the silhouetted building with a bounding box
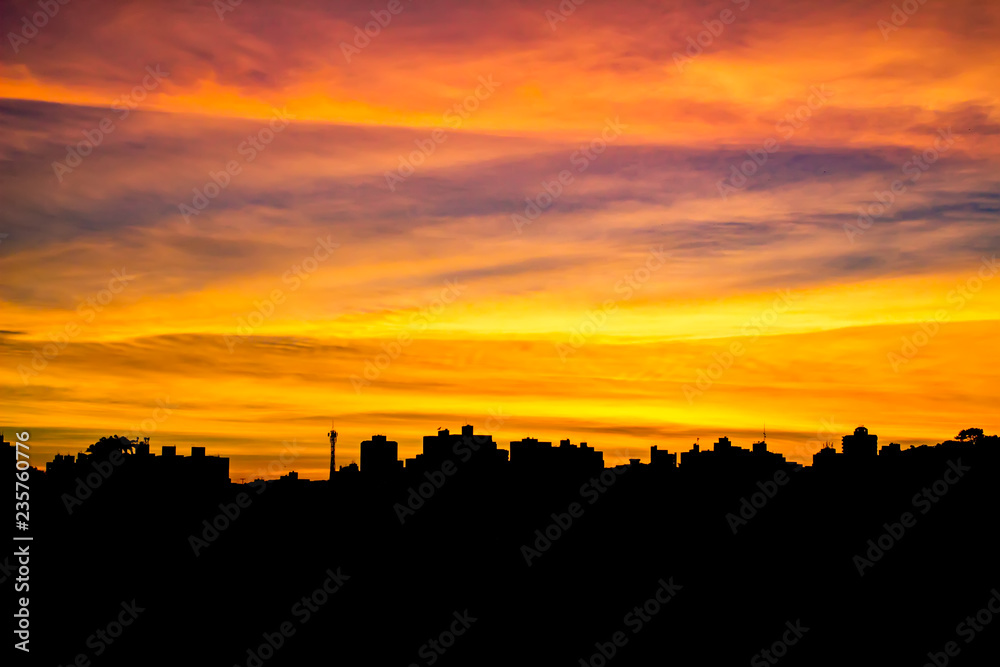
[422,427,463,464]
[132,437,151,457]
[680,441,700,467]
[681,436,745,468]
[360,434,403,474]
[276,470,309,485]
[509,437,603,475]
[681,435,790,472]
[880,442,901,457]
[842,426,877,458]
[47,452,75,472]
[409,425,507,471]
[812,444,840,468]
[650,445,677,468]
[509,436,551,467]
[45,437,228,487]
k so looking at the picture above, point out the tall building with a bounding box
[360,434,402,474]
[407,424,507,470]
[650,446,677,467]
[509,437,552,469]
[842,426,877,458]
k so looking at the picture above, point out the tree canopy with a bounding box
[85,435,132,460]
[956,428,984,442]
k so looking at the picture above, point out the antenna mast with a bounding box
[328,420,338,481]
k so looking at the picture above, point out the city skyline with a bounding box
[15,420,999,665]
[22,419,992,482]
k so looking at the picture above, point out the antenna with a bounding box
[328,419,338,482]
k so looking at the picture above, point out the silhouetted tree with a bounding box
[956,428,984,443]
[85,434,132,460]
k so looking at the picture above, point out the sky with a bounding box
[1,0,998,480]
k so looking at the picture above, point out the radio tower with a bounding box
[327,421,338,481]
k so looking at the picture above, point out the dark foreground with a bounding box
[15,441,1000,666]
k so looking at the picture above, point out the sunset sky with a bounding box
[2,0,998,480]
